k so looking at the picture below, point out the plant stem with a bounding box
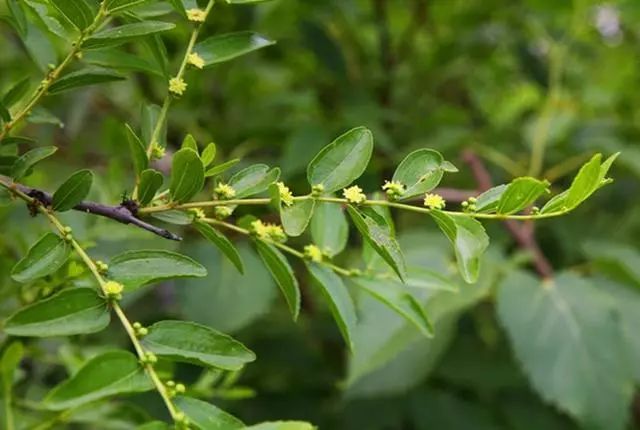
[0,182,180,422]
[0,3,108,141]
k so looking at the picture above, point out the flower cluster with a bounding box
[186,8,207,22]
[214,183,236,199]
[187,52,205,69]
[423,193,446,209]
[190,208,206,221]
[461,196,477,212]
[168,77,187,96]
[251,220,286,242]
[343,185,366,204]
[277,182,294,206]
[382,180,405,200]
[303,244,323,263]
[150,142,165,160]
[104,280,124,300]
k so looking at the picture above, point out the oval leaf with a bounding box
[49,0,94,30]
[48,69,125,94]
[107,249,207,291]
[565,153,602,210]
[474,184,507,214]
[307,127,373,193]
[392,149,445,199]
[194,222,244,274]
[11,146,57,179]
[255,240,300,320]
[310,202,348,257]
[4,288,110,337]
[138,169,163,206]
[141,320,255,371]
[205,158,239,178]
[229,164,280,198]
[306,263,357,350]
[52,169,93,212]
[174,396,244,430]
[170,148,205,203]
[496,177,549,215]
[11,233,70,283]
[83,22,176,50]
[44,350,153,410]
[125,124,148,175]
[194,32,275,68]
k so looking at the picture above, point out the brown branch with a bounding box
[462,149,554,278]
[0,176,181,241]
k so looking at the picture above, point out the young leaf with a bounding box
[105,0,152,13]
[137,169,163,206]
[141,320,256,371]
[307,127,373,193]
[2,77,31,108]
[4,288,110,337]
[125,124,148,175]
[11,233,70,283]
[174,396,244,430]
[44,351,153,410]
[392,149,445,199]
[565,153,602,209]
[48,69,125,94]
[474,184,507,213]
[205,158,239,177]
[201,143,217,167]
[170,148,205,203]
[181,134,198,152]
[346,206,406,281]
[107,249,207,291]
[351,277,433,337]
[11,146,57,179]
[281,199,315,237]
[52,169,93,212]
[83,21,176,50]
[194,32,276,68]
[229,164,280,198]
[194,222,244,274]
[306,263,357,350]
[255,240,300,320]
[429,210,489,283]
[540,190,568,214]
[1,342,23,394]
[496,177,549,215]
[310,202,348,257]
[49,0,95,30]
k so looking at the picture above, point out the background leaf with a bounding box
[48,69,125,94]
[49,0,94,30]
[11,146,57,179]
[11,233,69,283]
[52,169,93,211]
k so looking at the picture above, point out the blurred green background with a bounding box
[1,0,640,428]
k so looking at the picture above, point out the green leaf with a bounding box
[255,240,300,320]
[48,69,125,94]
[52,169,93,212]
[151,209,194,225]
[0,102,10,123]
[108,249,207,291]
[201,143,216,167]
[392,149,446,199]
[540,190,568,214]
[141,320,255,371]
[306,263,357,350]
[83,50,164,77]
[2,77,31,108]
[346,206,406,281]
[227,0,273,3]
[351,277,433,337]
[310,202,348,257]
[44,351,153,410]
[125,124,148,176]
[474,184,506,213]
[194,32,275,68]
[229,164,280,198]
[83,21,176,50]
[496,177,549,215]
[49,0,95,30]
[565,153,602,209]
[11,233,70,283]
[245,423,316,430]
[1,342,24,393]
[4,288,110,337]
[11,146,57,179]
[170,148,205,203]
[205,158,239,177]
[105,0,153,13]
[182,133,198,151]
[497,271,633,430]
[429,210,488,283]
[307,127,373,193]
[7,0,27,36]
[194,222,244,274]
[270,185,315,237]
[174,396,244,430]
[137,169,163,206]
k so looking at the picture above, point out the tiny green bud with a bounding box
[468,197,477,204]
[175,383,186,393]
[166,380,176,388]
[311,184,325,197]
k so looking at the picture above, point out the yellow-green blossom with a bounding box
[304,244,323,263]
[168,77,187,96]
[214,183,236,199]
[150,142,165,160]
[104,280,124,299]
[190,208,206,220]
[187,52,205,69]
[277,182,294,206]
[382,180,405,199]
[423,193,446,209]
[251,220,286,242]
[343,185,366,204]
[186,8,207,22]
[214,205,233,219]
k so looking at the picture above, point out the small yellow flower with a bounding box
[150,142,165,160]
[251,220,286,242]
[382,180,405,199]
[104,280,124,298]
[423,193,446,209]
[304,244,323,263]
[186,8,207,22]
[214,183,236,199]
[187,52,205,69]
[214,205,233,219]
[343,185,366,204]
[190,208,206,220]
[277,182,294,206]
[168,77,187,96]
